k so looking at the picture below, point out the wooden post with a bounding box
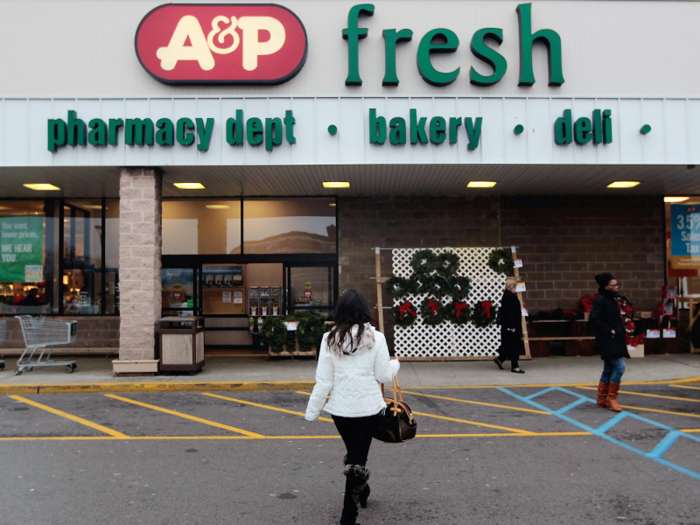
[511,246,531,359]
[375,247,384,333]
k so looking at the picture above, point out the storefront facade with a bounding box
[0,0,698,366]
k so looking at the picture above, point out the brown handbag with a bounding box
[373,374,417,443]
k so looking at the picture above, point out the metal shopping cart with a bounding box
[14,315,78,375]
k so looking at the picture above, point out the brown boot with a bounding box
[607,382,623,412]
[596,381,610,408]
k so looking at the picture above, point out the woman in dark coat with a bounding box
[494,278,525,373]
[588,272,630,412]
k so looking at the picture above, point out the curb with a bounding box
[0,381,316,395]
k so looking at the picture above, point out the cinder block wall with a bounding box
[500,196,664,312]
[338,195,664,346]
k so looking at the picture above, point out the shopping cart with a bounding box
[14,315,78,375]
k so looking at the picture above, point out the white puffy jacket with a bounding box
[305,324,400,421]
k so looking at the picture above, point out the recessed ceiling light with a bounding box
[174,183,205,190]
[83,205,104,210]
[607,181,640,188]
[24,183,60,191]
[323,182,350,189]
[329,203,336,207]
[664,196,690,203]
[205,204,230,209]
[467,181,497,188]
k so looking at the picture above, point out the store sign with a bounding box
[135,4,308,85]
[0,216,44,283]
[670,204,700,269]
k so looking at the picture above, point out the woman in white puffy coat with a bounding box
[305,288,400,525]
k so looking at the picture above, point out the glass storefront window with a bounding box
[162,268,195,315]
[63,201,102,314]
[162,200,242,255]
[0,200,54,314]
[290,267,331,309]
[243,198,336,254]
[104,200,119,314]
[665,197,700,296]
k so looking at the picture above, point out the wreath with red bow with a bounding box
[394,300,418,327]
[420,297,445,326]
[445,300,471,325]
[471,300,496,328]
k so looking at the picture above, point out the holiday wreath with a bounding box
[488,248,514,275]
[471,300,496,328]
[394,300,418,327]
[385,276,415,298]
[447,275,471,301]
[436,251,460,277]
[411,249,439,275]
[444,300,471,325]
[420,297,445,326]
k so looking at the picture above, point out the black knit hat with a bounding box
[595,272,615,288]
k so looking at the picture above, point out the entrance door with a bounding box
[285,263,337,318]
[161,267,200,316]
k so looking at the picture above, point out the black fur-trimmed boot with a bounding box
[339,464,371,525]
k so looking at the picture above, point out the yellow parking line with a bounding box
[411,411,531,434]
[577,386,700,403]
[0,432,590,442]
[671,384,700,392]
[105,394,264,438]
[400,390,550,415]
[203,393,334,423]
[681,428,700,433]
[8,395,127,438]
[296,389,534,433]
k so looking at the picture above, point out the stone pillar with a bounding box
[113,168,162,374]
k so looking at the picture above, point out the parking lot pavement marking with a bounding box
[670,384,700,392]
[202,393,334,423]
[399,390,550,415]
[104,394,264,438]
[8,395,128,438]
[500,386,700,482]
[410,410,532,434]
[616,405,700,419]
[576,386,700,404]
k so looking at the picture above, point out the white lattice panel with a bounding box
[392,248,505,359]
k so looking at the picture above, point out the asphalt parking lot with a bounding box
[1,381,699,524]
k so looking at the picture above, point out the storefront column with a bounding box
[113,168,162,374]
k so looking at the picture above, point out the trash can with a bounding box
[158,316,205,373]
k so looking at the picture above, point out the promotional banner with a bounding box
[670,204,700,269]
[0,216,44,282]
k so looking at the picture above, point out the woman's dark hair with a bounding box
[327,288,374,355]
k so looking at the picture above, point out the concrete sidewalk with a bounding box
[0,353,699,394]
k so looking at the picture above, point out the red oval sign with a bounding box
[135,4,307,85]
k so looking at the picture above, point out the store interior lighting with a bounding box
[23,183,60,191]
[205,204,230,209]
[174,183,205,189]
[664,196,690,203]
[323,182,350,188]
[467,181,497,188]
[607,181,640,188]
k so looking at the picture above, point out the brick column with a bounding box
[114,168,162,372]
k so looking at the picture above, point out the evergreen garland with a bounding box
[445,300,471,325]
[471,300,497,328]
[296,313,325,352]
[261,316,287,353]
[436,251,460,277]
[420,297,445,326]
[488,248,514,275]
[411,249,439,275]
[447,275,471,301]
[394,300,418,327]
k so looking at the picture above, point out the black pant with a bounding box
[332,414,379,523]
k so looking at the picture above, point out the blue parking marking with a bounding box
[499,386,700,482]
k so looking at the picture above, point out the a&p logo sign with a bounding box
[135,4,308,84]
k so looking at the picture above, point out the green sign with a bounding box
[0,216,44,283]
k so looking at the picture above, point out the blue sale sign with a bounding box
[670,204,700,269]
